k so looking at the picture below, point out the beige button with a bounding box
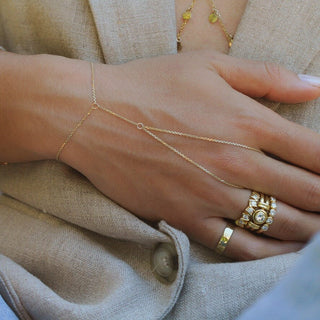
[151,243,178,283]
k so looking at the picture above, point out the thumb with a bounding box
[211,54,320,103]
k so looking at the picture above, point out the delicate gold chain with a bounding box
[177,0,196,51]
[56,104,97,161]
[177,0,234,51]
[138,122,239,188]
[56,62,263,189]
[209,0,234,48]
[141,127,261,153]
[94,100,260,189]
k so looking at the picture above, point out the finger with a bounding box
[203,81,320,176]
[264,203,320,242]
[225,189,320,242]
[257,113,320,175]
[210,53,320,103]
[188,218,303,261]
[225,150,320,212]
[207,91,320,201]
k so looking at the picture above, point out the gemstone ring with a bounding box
[235,191,277,234]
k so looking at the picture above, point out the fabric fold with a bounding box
[0,161,168,247]
[87,0,177,64]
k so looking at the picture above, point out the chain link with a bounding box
[209,1,234,47]
[177,0,234,51]
[56,62,263,188]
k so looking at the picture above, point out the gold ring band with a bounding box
[235,191,260,228]
[235,191,277,234]
[215,223,234,254]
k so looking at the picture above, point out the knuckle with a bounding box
[212,151,243,183]
[213,149,243,172]
[273,169,289,194]
[304,182,320,210]
[214,149,255,185]
[263,61,283,82]
[238,242,262,261]
[265,126,287,147]
[197,183,226,210]
[232,108,273,141]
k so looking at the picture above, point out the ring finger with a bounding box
[224,188,320,242]
[217,149,320,213]
[187,218,304,261]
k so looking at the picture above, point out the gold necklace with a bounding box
[177,0,234,51]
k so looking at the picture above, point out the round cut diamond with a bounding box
[269,209,276,217]
[271,203,277,209]
[253,210,267,224]
[236,219,245,228]
[261,224,269,231]
[266,217,273,224]
[237,219,244,225]
[242,214,249,221]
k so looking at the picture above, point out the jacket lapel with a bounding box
[87,0,177,64]
[231,0,320,71]
[87,0,320,70]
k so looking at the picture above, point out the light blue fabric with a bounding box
[0,294,19,320]
[237,233,320,320]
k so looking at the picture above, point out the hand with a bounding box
[60,50,320,260]
[6,50,319,261]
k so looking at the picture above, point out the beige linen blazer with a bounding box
[0,0,319,319]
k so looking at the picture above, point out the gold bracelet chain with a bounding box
[56,62,263,189]
[177,0,234,51]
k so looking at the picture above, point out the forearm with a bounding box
[0,52,91,163]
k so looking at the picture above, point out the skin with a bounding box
[1,1,320,260]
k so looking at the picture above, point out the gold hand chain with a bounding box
[56,62,263,189]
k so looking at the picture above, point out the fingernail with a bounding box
[298,74,320,87]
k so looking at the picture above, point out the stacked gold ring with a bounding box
[235,191,277,233]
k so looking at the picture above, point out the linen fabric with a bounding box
[0,0,319,319]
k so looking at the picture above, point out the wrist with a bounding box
[35,54,93,161]
[0,53,93,162]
